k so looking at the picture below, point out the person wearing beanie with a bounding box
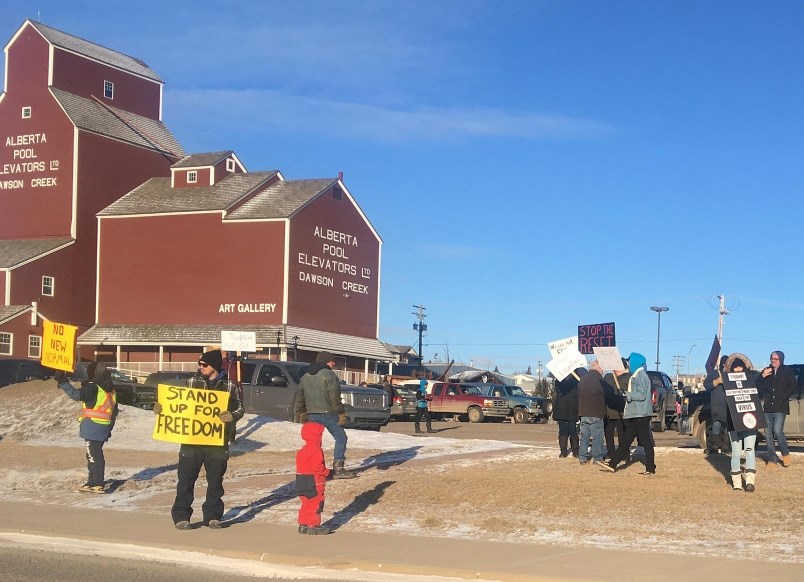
[603,353,656,475]
[153,348,244,530]
[55,361,119,493]
[294,351,357,479]
[757,350,796,468]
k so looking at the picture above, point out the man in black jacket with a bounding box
[577,361,608,468]
[154,349,244,530]
[757,350,796,468]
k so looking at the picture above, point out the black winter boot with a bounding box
[332,459,358,479]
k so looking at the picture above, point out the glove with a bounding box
[338,413,348,427]
[218,410,234,423]
[53,370,68,384]
[153,402,162,415]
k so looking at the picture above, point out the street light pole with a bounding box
[687,344,697,376]
[650,306,669,371]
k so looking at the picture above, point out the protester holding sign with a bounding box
[153,349,244,529]
[552,369,584,459]
[716,353,759,492]
[55,362,118,493]
[577,361,608,468]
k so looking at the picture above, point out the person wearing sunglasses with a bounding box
[154,349,244,530]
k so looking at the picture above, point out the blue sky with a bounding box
[4,1,804,375]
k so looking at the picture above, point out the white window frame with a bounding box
[28,335,42,358]
[104,80,114,99]
[0,332,12,356]
[22,106,32,118]
[42,275,55,297]
[187,171,197,183]
[226,158,235,172]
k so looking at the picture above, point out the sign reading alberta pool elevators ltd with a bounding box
[40,320,78,372]
[152,385,230,446]
[577,322,616,354]
[723,372,767,432]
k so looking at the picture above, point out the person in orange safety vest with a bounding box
[55,362,119,493]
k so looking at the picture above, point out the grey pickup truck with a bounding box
[239,358,390,430]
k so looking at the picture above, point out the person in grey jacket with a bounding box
[294,351,357,479]
[603,353,655,474]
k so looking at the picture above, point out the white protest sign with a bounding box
[593,346,624,372]
[546,348,588,381]
[548,336,579,359]
[221,330,256,353]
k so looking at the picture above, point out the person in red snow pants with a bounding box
[295,422,331,534]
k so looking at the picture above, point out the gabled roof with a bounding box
[172,151,233,168]
[0,305,30,324]
[78,324,394,360]
[0,237,73,268]
[51,88,183,157]
[98,171,279,216]
[225,178,337,220]
[27,21,162,83]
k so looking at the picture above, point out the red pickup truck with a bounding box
[428,382,510,423]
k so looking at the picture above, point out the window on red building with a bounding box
[42,276,54,297]
[28,335,42,358]
[22,106,31,118]
[104,80,114,99]
[0,333,12,356]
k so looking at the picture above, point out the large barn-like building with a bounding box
[0,21,391,378]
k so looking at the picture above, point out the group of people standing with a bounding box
[704,350,795,492]
[552,353,656,475]
[57,348,359,536]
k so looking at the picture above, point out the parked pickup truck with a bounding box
[427,381,510,423]
[646,371,677,432]
[681,364,804,450]
[471,384,551,423]
[239,359,390,430]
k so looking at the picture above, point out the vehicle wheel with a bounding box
[467,406,484,423]
[695,418,708,450]
[655,397,666,432]
[513,407,528,424]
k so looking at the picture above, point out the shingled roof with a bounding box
[172,152,233,168]
[28,20,162,83]
[98,171,280,216]
[225,178,337,220]
[78,324,394,360]
[51,88,183,157]
[0,237,74,268]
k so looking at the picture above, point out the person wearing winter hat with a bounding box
[294,350,357,479]
[703,354,729,455]
[55,361,119,493]
[603,353,656,475]
[757,350,796,468]
[718,354,759,491]
[153,348,244,530]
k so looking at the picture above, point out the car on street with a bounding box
[646,370,676,432]
[377,382,416,420]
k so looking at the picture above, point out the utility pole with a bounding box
[717,294,729,344]
[412,305,427,373]
[672,355,684,384]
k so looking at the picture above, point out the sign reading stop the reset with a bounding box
[40,320,78,372]
[152,384,230,446]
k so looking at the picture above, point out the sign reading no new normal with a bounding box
[40,320,78,372]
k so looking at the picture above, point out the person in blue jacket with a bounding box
[602,353,656,474]
[55,362,119,493]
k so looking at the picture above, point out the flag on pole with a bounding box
[704,335,721,374]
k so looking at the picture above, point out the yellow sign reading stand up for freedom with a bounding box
[152,384,230,446]
[40,320,78,372]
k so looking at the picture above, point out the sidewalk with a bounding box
[1,500,801,581]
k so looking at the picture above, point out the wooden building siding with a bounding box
[287,189,380,338]
[173,166,211,188]
[4,23,50,94]
[50,44,161,120]
[97,213,286,325]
